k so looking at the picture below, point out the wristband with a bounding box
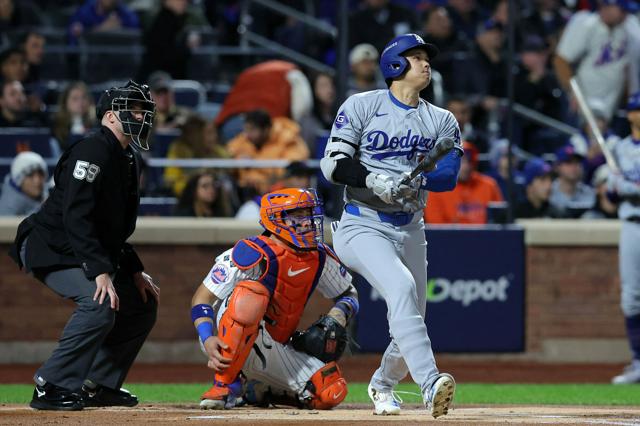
[191,303,215,323]
[196,321,214,343]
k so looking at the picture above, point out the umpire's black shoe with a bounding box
[82,384,138,407]
[30,383,84,411]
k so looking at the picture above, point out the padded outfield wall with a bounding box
[0,218,629,363]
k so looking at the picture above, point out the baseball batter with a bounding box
[190,188,359,409]
[321,33,463,418]
[610,92,640,384]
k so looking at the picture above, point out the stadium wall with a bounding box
[0,218,629,363]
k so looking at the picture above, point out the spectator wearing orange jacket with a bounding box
[227,109,310,196]
[425,141,503,224]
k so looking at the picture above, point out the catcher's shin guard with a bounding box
[216,280,270,384]
[303,362,348,409]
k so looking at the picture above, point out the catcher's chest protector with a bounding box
[232,236,326,343]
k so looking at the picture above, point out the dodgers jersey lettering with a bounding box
[326,89,461,213]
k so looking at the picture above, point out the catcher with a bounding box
[190,187,358,410]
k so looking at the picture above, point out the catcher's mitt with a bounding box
[290,315,347,363]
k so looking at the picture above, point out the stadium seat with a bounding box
[172,80,206,109]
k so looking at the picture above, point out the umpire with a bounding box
[8,81,159,411]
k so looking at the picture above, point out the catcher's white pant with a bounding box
[200,298,325,396]
[332,206,440,394]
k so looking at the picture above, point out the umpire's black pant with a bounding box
[30,267,157,391]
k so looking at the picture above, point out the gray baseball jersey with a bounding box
[610,136,640,220]
[556,11,640,120]
[326,89,461,213]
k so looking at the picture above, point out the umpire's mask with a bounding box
[96,80,156,150]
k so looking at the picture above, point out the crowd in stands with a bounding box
[0,0,639,224]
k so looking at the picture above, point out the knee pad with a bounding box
[304,362,348,410]
[216,280,270,383]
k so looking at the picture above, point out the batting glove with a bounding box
[366,173,396,204]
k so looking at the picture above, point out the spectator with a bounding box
[347,44,386,96]
[582,164,618,218]
[19,30,45,85]
[419,6,472,92]
[0,151,48,215]
[425,141,503,224]
[0,80,45,127]
[214,60,312,143]
[147,70,190,129]
[349,0,416,53]
[553,0,640,122]
[515,35,565,155]
[164,114,228,196]
[514,157,560,218]
[446,0,489,42]
[52,81,96,150]
[0,0,44,33]
[227,109,310,196]
[446,95,489,153]
[299,72,337,157]
[568,99,621,183]
[68,0,140,45]
[549,144,596,218]
[485,139,525,200]
[0,47,28,83]
[235,161,315,220]
[173,172,233,217]
[520,0,571,50]
[139,0,207,79]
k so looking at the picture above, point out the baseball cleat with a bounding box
[200,378,243,410]
[367,384,401,415]
[425,373,455,419]
[612,359,640,384]
[30,383,84,411]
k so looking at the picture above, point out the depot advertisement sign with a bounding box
[355,227,525,352]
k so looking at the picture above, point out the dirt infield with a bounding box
[0,355,628,384]
[1,405,640,426]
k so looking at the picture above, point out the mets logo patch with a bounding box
[210,264,230,284]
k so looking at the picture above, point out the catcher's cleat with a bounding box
[200,378,243,410]
[367,384,401,415]
[424,373,455,419]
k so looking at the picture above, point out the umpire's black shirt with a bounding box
[9,126,144,279]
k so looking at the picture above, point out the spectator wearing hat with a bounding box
[0,151,49,215]
[549,144,596,217]
[553,0,640,123]
[425,141,503,224]
[514,35,565,155]
[147,70,190,130]
[514,157,560,218]
[582,164,618,218]
[347,44,386,96]
[485,139,525,199]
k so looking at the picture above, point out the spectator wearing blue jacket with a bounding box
[68,0,139,45]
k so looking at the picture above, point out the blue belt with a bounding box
[345,203,415,226]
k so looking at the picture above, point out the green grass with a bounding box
[3,383,640,406]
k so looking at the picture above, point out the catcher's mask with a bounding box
[96,80,156,150]
[259,187,324,249]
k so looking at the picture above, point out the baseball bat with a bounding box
[569,78,619,173]
[400,137,456,185]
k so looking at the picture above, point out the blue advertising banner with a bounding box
[354,226,525,353]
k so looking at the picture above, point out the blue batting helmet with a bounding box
[628,91,640,111]
[379,33,439,80]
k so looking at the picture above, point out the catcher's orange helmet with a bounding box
[259,188,324,249]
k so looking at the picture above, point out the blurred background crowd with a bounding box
[0,0,637,223]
